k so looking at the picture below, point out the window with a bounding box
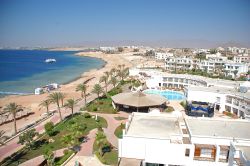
[185,149,190,157]
[220,150,229,159]
[200,148,212,158]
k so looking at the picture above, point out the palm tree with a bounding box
[43,148,54,166]
[4,103,21,134]
[59,93,66,107]
[117,69,125,81]
[39,99,51,115]
[92,84,103,99]
[0,130,6,146]
[76,83,87,104]
[110,77,118,88]
[104,71,110,80]
[110,68,116,77]
[64,99,76,115]
[48,92,63,121]
[99,75,109,93]
[61,134,75,149]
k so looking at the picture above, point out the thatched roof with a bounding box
[111,91,167,108]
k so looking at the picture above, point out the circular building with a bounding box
[111,91,167,112]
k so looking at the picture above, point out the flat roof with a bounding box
[186,118,250,140]
[126,113,182,139]
[236,145,250,160]
[186,86,250,100]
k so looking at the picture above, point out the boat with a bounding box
[45,58,56,63]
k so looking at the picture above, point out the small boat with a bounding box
[45,58,56,63]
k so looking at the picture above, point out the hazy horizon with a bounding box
[1,0,250,48]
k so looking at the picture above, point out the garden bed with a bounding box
[0,113,107,166]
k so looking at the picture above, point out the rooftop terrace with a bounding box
[126,113,182,139]
[186,118,250,140]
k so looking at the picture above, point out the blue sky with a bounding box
[0,0,249,48]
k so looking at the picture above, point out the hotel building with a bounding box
[118,112,250,166]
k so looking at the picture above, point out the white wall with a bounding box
[119,136,194,165]
[186,90,227,112]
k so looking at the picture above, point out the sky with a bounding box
[0,0,250,48]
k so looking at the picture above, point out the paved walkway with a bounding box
[89,111,129,148]
[65,156,107,166]
[77,129,97,156]
[0,84,128,163]
[20,148,67,166]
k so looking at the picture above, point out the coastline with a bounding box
[0,51,133,136]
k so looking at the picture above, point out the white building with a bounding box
[155,52,173,60]
[129,69,250,119]
[99,47,117,52]
[224,63,249,78]
[165,57,199,71]
[233,54,250,63]
[184,86,250,119]
[118,112,250,166]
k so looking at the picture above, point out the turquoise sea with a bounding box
[0,50,105,97]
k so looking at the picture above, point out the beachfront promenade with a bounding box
[0,84,129,164]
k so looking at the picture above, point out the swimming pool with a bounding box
[144,89,185,101]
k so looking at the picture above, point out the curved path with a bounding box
[0,83,129,162]
[89,111,129,148]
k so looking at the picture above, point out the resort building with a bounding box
[118,112,250,166]
[224,63,249,78]
[155,52,173,60]
[111,91,167,112]
[165,57,199,71]
[129,68,250,119]
[233,54,250,63]
[184,86,250,119]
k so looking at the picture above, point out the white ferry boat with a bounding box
[45,58,56,63]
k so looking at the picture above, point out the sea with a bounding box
[0,50,105,97]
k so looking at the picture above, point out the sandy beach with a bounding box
[0,51,134,136]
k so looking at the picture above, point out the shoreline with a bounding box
[0,51,107,97]
[0,51,133,136]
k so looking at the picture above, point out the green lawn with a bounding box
[93,139,118,165]
[114,116,127,121]
[86,86,122,114]
[114,124,125,138]
[0,113,107,166]
[54,150,74,166]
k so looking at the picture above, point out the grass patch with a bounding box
[165,106,175,112]
[0,113,107,166]
[114,123,125,138]
[86,86,123,114]
[93,140,118,165]
[54,150,74,166]
[114,116,127,121]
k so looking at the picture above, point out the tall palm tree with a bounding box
[117,69,125,81]
[110,68,116,77]
[104,71,110,80]
[43,148,54,166]
[64,99,76,115]
[99,75,109,93]
[4,103,21,134]
[39,99,51,115]
[76,83,87,104]
[48,92,63,121]
[92,84,103,99]
[0,130,6,146]
[110,76,118,88]
[59,93,66,107]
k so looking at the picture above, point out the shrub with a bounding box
[84,113,91,118]
[180,101,187,109]
[44,122,55,136]
[165,106,175,112]
[93,107,98,112]
[63,149,69,155]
